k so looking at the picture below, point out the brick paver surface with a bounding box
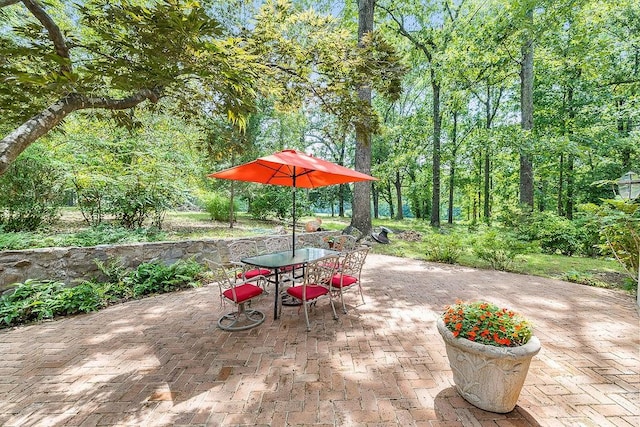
[0,254,638,426]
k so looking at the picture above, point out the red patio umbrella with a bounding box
[208,149,377,254]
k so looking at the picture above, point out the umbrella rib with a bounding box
[256,161,294,181]
[257,160,315,182]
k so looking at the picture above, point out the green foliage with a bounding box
[0,148,64,231]
[597,200,640,282]
[473,231,528,271]
[0,0,258,130]
[573,204,605,257]
[250,187,310,221]
[62,118,194,230]
[528,211,581,256]
[502,208,585,256]
[52,282,103,315]
[202,192,235,222]
[0,225,166,251]
[94,258,129,283]
[425,233,463,264]
[562,270,611,289]
[125,259,203,298]
[106,175,181,229]
[0,280,73,326]
[0,259,204,328]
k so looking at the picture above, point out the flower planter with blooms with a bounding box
[437,300,541,413]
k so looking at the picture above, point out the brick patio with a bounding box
[0,254,638,426]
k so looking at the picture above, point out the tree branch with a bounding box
[0,89,162,175]
[0,0,20,7]
[378,4,434,61]
[265,62,342,117]
[21,0,72,73]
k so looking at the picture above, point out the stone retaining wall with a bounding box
[0,231,337,292]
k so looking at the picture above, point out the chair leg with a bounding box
[303,301,311,332]
[329,295,338,320]
[218,302,265,331]
[340,290,348,314]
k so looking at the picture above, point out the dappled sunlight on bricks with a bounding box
[0,253,637,426]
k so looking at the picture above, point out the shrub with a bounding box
[562,270,611,289]
[0,149,64,232]
[250,187,310,221]
[473,231,528,271]
[425,233,463,264]
[573,204,604,257]
[52,282,103,315]
[535,213,579,256]
[202,192,235,222]
[597,199,639,283]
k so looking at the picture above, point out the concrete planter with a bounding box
[437,318,541,413]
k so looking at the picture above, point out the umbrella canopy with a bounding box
[208,149,377,254]
[209,149,376,187]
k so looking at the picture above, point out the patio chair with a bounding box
[279,254,339,331]
[296,233,330,249]
[228,240,272,285]
[262,235,298,289]
[206,260,266,331]
[329,246,370,313]
[262,235,291,253]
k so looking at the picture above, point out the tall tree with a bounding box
[380,0,468,227]
[519,6,535,209]
[350,0,376,235]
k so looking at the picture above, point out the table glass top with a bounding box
[241,247,338,268]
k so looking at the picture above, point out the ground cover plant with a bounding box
[0,259,204,329]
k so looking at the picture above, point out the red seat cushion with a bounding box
[223,284,263,303]
[237,268,271,279]
[279,264,302,272]
[331,274,357,288]
[287,285,328,301]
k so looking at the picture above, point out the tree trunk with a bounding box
[372,182,379,219]
[476,151,482,223]
[0,90,161,176]
[386,182,394,218]
[519,9,535,209]
[350,0,375,235]
[395,170,403,220]
[565,154,574,220]
[448,111,458,225]
[557,153,564,216]
[483,85,491,223]
[431,76,441,227]
[483,147,490,224]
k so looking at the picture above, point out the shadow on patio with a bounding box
[0,254,638,426]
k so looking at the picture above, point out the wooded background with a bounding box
[0,0,637,235]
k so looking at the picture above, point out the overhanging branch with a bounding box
[0,88,163,175]
[0,0,20,7]
[21,0,72,73]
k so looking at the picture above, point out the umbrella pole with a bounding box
[292,170,296,256]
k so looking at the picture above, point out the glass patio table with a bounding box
[242,247,339,320]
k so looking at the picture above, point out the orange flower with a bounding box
[441,300,533,348]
